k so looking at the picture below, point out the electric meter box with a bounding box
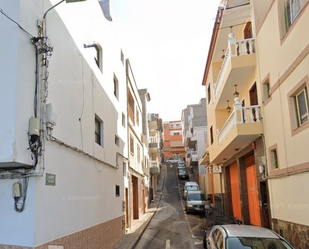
[29,117,40,136]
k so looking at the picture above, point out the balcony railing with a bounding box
[150,158,160,175]
[213,34,255,99]
[217,104,261,145]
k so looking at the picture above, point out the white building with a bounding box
[0,1,128,248]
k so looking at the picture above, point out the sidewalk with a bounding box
[113,167,165,249]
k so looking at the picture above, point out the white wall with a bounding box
[0,0,127,246]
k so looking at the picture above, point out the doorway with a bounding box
[132,176,139,219]
[230,162,242,220]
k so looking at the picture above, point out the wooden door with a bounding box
[125,188,129,228]
[230,163,242,220]
[246,165,261,226]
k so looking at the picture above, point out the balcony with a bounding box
[213,34,256,110]
[209,102,263,164]
[189,151,198,166]
[149,134,160,153]
[150,158,160,175]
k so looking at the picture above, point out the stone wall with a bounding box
[273,218,309,249]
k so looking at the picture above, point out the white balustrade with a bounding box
[217,105,261,145]
[213,33,255,100]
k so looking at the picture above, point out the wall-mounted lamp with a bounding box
[226,100,231,113]
[233,84,239,98]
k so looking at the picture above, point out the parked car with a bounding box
[203,224,294,249]
[185,190,208,214]
[166,158,181,164]
[183,182,199,199]
[178,169,189,179]
[176,161,186,170]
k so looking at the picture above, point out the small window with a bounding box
[123,162,127,177]
[115,185,120,197]
[115,135,119,146]
[263,80,270,101]
[285,0,306,30]
[164,125,167,129]
[210,126,214,145]
[137,144,140,162]
[295,87,309,126]
[95,116,103,146]
[121,50,124,65]
[113,73,119,99]
[271,149,279,169]
[290,85,309,129]
[122,113,126,128]
[207,84,211,104]
[136,107,139,126]
[130,135,134,155]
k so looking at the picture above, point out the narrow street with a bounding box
[134,163,207,249]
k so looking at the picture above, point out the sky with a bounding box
[110,0,221,122]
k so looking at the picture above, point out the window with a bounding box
[284,0,307,30]
[130,135,134,155]
[84,42,102,72]
[295,87,309,126]
[128,91,135,124]
[290,85,309,128]
[95,116,103,146]
[263,80,270,101]
[123,162,127,177]
[122,113,126,127]
[207,84,211,104]
[164,125,167,129]
[137,144,140,162]
[115,135,119,146]
[271,149,279,169]
[121,49,124,65]
[210,126,214,145]
[173,132,180,135]
[113,73,119,99]
[136,107,139,126]
[115,185,120,197]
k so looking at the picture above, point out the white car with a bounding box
[183,182,199,199]
[203,224,294,249]
[166,158,181,163]
[185,190,208,214]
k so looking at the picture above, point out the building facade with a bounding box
[0,0,128,248]
[200,0,309,247]
[181,98,207,183]
[126,60,147,230]
[163,121,186,161]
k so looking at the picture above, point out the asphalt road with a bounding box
[134,163,206,249]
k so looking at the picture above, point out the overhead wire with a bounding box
[0,8,34,38]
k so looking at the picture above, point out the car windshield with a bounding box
[187,193,206,201]
[185,186,199,191]
[179,170,187,173]
[227,237,293,249]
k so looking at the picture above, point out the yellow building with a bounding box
[200,0,309,247]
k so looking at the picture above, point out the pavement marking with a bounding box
[166,239,170,249]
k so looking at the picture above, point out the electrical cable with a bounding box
[0,8,34,38]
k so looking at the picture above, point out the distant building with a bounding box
[181,98,207,183]
[163,121,186,161]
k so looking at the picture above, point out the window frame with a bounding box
[288,79,309,131]
[95,115,103,146]
[113,73,119,100]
